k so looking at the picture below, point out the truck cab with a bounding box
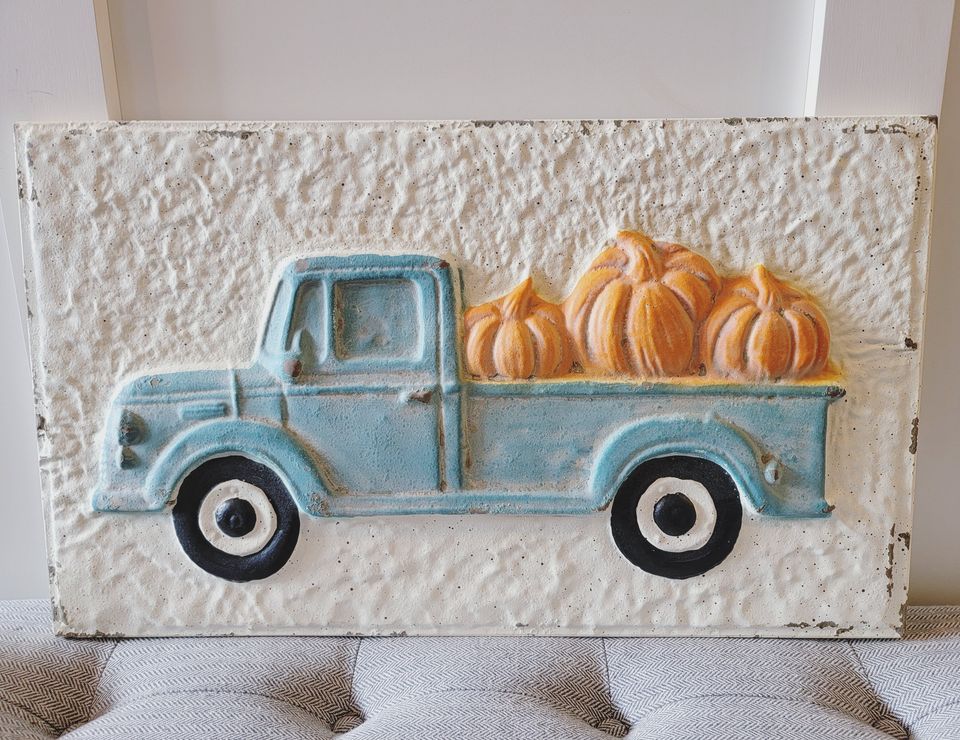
[257,255,463,496]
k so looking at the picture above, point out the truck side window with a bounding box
[333,279,422,362]
[288,281,326,373]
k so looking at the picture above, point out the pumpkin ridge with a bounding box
[710,303,759,376]
[590,279,633,374]
[465,311,500,377]
[587,244,630,273]
[783,308,817,377]
[789,300,830,376]
[655,287,696,375]
[564,266,622,364]
[663,248,723,297]
[662,269,714,323]
[464,303,499,330]
[624,284,645,375]
[747,311,792,379]
[739,309,764,373]
[627,283,694,376]
[493,319,535,379]
[699,292,752,365]
[526,312,570,377]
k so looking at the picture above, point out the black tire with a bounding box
[610,455,742,579]
[173,455,300,582]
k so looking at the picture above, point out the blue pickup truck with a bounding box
[94,255,843,582]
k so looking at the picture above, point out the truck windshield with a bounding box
[262,278,293,355]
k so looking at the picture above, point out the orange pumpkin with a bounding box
[563,230,722,376]
[700,264,830,381]
[464,277,573,379]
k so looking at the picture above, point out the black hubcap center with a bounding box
[215,498,257,537]
[653,492,697,536]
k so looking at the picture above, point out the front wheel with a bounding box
[610,455,742,579]
[173,455,300,582]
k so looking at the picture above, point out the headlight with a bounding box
[117,446,139,469]
[118,410,146,446]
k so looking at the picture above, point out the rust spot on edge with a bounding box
[886,535,896,596]
[284,359,302,378]
[909,417,919,454]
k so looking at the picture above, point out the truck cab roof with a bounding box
[283,254,451,278]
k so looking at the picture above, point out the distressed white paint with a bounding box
[17,119,932,637]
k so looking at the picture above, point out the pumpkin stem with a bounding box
[752,264,785,311]
[616,230,662,282]
[500,276,535,319]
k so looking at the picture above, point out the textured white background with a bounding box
[18,119,931,637]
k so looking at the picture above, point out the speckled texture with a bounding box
[16,119,933,637]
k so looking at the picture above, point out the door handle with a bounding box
[401,387,435,404]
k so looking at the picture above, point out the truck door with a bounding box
[282,269,443,494]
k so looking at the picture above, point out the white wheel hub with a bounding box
[636,476,718,553]
[198,479,278,556]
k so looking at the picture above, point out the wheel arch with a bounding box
[145,419,332,514]
[590,415,769,513]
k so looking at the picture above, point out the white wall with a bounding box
[1,0,958,602]
[909,0,960,604]
[107,0,817,120]
[0,1,111,599]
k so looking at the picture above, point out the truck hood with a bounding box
[122,368,232,402]
[120,363,280,403]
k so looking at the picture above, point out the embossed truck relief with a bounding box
[94,229,842,583]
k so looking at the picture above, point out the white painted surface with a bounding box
[18,119,930,637]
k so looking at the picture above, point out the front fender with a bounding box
[590,414,829,517]
[140,419,331,514]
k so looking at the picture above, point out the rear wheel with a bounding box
[173,455,300,582]
[610,455,742,579]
